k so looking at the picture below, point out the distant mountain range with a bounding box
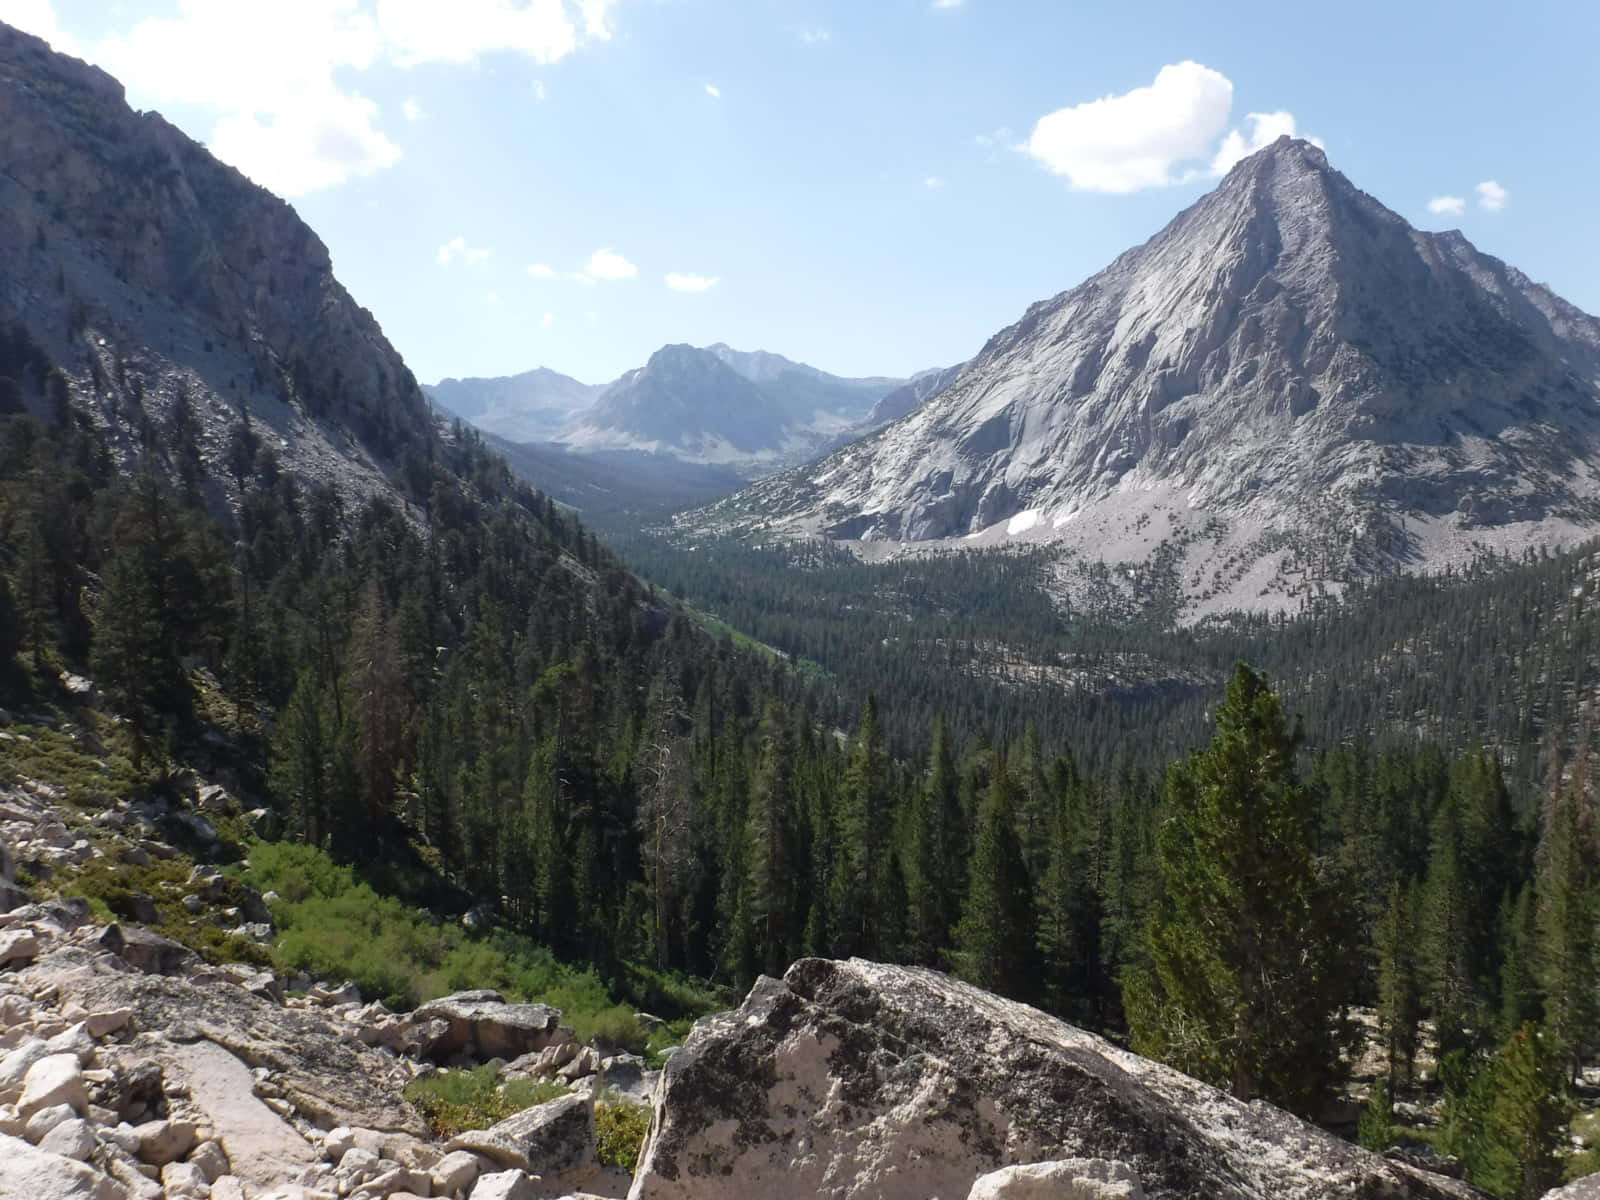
[689,137,1600,617]
[428,343,954,477]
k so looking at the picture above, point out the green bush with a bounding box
[403,1066,566,1137]
[595,1100,652,1174]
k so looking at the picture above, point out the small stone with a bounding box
[431,1149,481,1196]
[37,1115,97,1161]
[0,1101,22,1135]
[43,1020,94,1062]
[105,1121,142,1155]
[469,1170,539,1200]
[161,1159,212,1199]
[85,1008,131,1038]
[134,1116,197,1165]
[188,1136,230,1182]
[0,1036,49,1090]
[211,1176,249,1200]
[24,1101,77,1143]
[0,928,39,968]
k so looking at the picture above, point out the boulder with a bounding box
[134,1116,197,1165]
[412,990,566,1063]
[0,928,39,968]
[432,1148,482,1195]
[0,1132,125,1200]
[95,924,199,975]
[35,1115,97,1161]
[446,1092,594,1176]
[471,1170,540,1200]
[18,1053,86,1117]
[628,958,1484,1200]
[22,1101,77,1143]
[966,1159,1146,1199]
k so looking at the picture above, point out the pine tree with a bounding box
[1532,740,1596,1080]
[904,715,962,965]
[952,755,1035,999]
[1469,1024,1568,1200]
[1374,881,1422,1085]
[1125,663,1355,1118]
[831,694,890,957]
[744,702,800,977]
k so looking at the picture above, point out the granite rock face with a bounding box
[696,138,1600,616]
[627,958,1483,1200]
[0,22,434,517]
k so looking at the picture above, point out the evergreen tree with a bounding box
[831,694,890,956]
[743,701,800,977]
[904,714,962,965]
[1532,742,1596,1080]
[1125,663,1355,1118]
[1466,1024,1569,1200]
[952,755,1035,999]
[1374,881,1422,1084]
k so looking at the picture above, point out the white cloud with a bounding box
[402,97,422,121]
[533,80,547,101]
[665,272,719,293]
[704,83,721,99]
[795,26,831,45]
[570,272,596,285]
[586,248,637,280]
[0,0,81,54]
[1477,179,1509,212]
[526,263,558,278]
[1428,195,1466,216]
[975,126,1014,148]
[924,176,945,189]
[1026,63,1314,194]
[541,312,556,328]
[71,0,618,196]
[437,236,490,266]
[932,0,965,8]
[1210,110,1313,176]
[1026,62,1233,193]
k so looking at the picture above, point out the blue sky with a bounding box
[8,1,1600,386]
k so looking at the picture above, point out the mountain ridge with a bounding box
[688,137,1600,617]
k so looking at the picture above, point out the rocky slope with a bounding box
[628,958,1482,1200]
[0,21,432,515]
[0,768,653,1200]
[691,138,1600,617]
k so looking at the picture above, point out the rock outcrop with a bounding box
[692,137,1600,618]
[628,958,1482,1200]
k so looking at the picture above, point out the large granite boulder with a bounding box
[627,958,1484,1200]
[411,989,568,1063]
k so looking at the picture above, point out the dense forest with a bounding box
[4,336,1600,1196]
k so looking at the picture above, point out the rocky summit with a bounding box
[693,137,1600,618]
[628,958,1482,1200]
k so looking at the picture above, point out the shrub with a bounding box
[403,1066,566,1137]
[595,1100,652,1174]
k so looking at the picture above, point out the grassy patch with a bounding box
[403,1065,567,1137]
[0,713,144,809]
[595,1098,652,1173]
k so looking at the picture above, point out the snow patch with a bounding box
[1007,508,1041,536]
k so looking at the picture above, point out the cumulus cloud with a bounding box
[437,236,490,266]
[1477,180,1509,212]
[586,248,637,280]
[43,0,619,197]
[570,272,597,285]
[402,97,423,121]
[1026,62,1313,194]
[526,263,558,278]
[1428,195,1466,216]
[541,312,556,328]
[704,83,721,99]
[1026,62,1234,193]
[1210,110,1317,175]
[665,273,719,293]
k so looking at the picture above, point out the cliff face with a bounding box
[693,139,1600,616]
[0,22,432,510]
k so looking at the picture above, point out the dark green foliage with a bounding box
[595,1100,652,1173]
[1357,1077,1395,1152]
[952,755,1036,999]
[1126,664,1355,1118]
[1443,1025,1569,1200]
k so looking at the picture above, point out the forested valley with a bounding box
[5,328,1600,1197]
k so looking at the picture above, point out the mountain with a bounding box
[862,361,965,428]
[557,342,909,473]
[426,367,601,443]
[0,23,430,513]
[694,137,1600,617]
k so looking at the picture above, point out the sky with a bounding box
[5,1,1600,388]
